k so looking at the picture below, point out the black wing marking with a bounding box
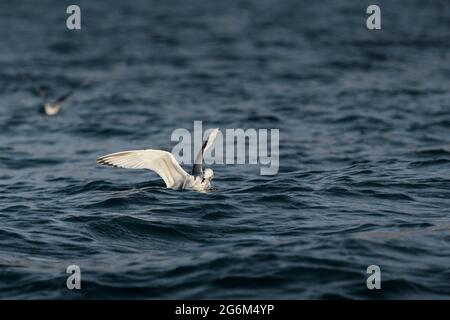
[192,139,208,176]
[54,79,91,104]
[191,129,219,176]
[54,89,76,104]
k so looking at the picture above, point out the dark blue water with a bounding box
[1,0,450,299]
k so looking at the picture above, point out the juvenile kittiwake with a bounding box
[97,128,219,192]
[24,74,89,116]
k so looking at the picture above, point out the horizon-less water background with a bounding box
[1,0,450,299]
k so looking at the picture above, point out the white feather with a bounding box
[97,149,189,189]
[193,128,219,170]
[204,128,219,153]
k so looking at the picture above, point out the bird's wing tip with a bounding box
[96,156,110,165]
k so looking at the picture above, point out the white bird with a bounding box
[23,74,89,116]
[97,128,219,192]
[43,101,63,116]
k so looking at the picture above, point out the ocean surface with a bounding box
[0,0,450,299]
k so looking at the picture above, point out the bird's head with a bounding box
[203,168,214,182]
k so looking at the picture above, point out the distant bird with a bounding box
[97,129,219,192]
[23,74,89,116]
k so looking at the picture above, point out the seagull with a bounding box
[97,128,220,192]
[23,74,89,116]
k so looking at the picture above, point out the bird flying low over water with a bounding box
[23,74,90,116]
[97,128,220,192]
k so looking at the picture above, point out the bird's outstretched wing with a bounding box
[22,73,47,100]
[97,149,188,188]
[192,128,219,176]
[54,79,91,104]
